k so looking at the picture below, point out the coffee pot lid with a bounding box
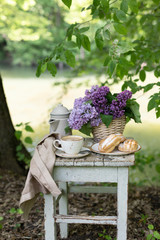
[50,104,70,117]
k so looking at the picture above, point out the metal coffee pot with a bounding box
[49,104,72,137]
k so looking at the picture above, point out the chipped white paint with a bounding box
[44,153,134,240]
[117,167,129,240]
[53,167,118,182]
[58,182,68,239]
[55,153,134,167]
[56,215,117,225]
[44,194,56,240]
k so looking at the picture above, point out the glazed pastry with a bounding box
[98,133,126,153]
[118,139,138,152]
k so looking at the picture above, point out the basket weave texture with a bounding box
[92,115,126,142]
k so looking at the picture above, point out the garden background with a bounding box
[0,0,160,239]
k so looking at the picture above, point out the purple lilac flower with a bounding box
[69,86,133,129]
[68,103,98,130]
[84,85,110,114]
[109,90,132,119]
[117,90,132,107]
[90,117,102,127]
[74,97,85,108]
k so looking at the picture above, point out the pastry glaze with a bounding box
[118,139,138,152]
[98,134,126,153]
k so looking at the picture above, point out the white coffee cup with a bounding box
[53,135,84,155]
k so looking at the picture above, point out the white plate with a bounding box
[91,143,141,156]
[55,147,90,158]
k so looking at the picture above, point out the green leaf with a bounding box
[47,62,57,77]
[116,64,127,79]
[106,91,115,103]
[155,164,160,173]
[147,234,153,240]
[9,208,16,214]
[62,0,72,9]
[154,67,160,78]
[103,29,110,40]
[119,57,133,70]
[66,24,74,40]
[15,130,22,140]
[95,29,104,50]
[116,10,126,22]
[16,123,23,127]
[25,125,34,132]
[84,100,92,104]
[148,95,159,111]
[64,50,76,68]
[17,208,23,214]
[108,60,116,77]
[79,123,92,136]
[16,144,22,151]
[153,0,160,4]
[0,224,2,230]
[0,216,3,221]
[128,0,138,13]
[126,99,141,123]
[153,231,160,239]
[79,27,90,33]
[100,114,113,128]
[65,126,71,134]
[148,224,154,230]
[64,41,77,48]
[139,70,146,82]
[81,34,91,51]
[117,41,134,54]
[100,0,109,13]
[104,56,111,66]
[36,62,42,77]
[93,0,100,7]
[41,62,47,73]
[120,0,128,13]
[113,23,127,35]
[24,137,33,144]
[76,35,82,49]
[143,83,154,93]
[156,107,160,118]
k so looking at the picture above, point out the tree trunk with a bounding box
[0,74,30,175]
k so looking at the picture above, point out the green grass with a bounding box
[124,122,160,153]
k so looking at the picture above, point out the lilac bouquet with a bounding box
[68,85,141,136]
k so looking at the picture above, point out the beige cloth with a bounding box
[19,133,61,220]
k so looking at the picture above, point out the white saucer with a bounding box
[55,147,90,158]
[91,143,141,156]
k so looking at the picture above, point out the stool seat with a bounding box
[55,152,134,167]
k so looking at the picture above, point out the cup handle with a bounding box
[53,139,63,151]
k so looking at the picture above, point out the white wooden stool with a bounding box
[44,152,134,240]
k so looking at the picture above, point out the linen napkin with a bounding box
[19,133,61,220]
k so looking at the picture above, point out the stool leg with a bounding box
[44,194,57,240]
[58,182,68,238]
[117,167,128,240]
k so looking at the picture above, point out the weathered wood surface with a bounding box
[58,182,68,239]
[44,194,56,240]
[55,153,135,167]
[69,185,117,194]
[53,166,119,182]
[55,215,117,225]
[117,167,128,240]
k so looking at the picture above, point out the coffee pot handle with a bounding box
[53,139,63,151]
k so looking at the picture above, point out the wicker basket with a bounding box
[92,115,126,142]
